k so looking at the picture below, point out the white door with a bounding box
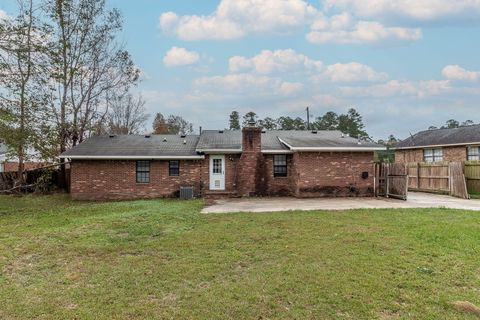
[209,155,225,190]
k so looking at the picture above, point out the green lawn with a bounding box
[1,195,480,319]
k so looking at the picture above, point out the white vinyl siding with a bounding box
[424,148,443,163]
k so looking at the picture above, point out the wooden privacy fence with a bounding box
[464,162,480,194]
[0,164,70,193]
[406,162,470,199]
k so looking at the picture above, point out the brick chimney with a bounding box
[236,118,263,196]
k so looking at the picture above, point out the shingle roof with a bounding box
[61,130,385,159]
[60,135,203,159]
[196,130,242,151]
[396,125,480,149]
[196,130,384,152]
[272,130,382,150]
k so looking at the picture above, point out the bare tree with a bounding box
[0,0,50,185]
[104,92,149,135]
[46,0,139,149]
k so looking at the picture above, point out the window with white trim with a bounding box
[273,155,287,177]
[169,160,180,176]
[468,146,480,161]
[136,160,150,183]
[424,148,443,162]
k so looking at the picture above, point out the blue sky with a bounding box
[2,0,480,139]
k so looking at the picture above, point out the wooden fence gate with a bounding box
[375,163,409,200]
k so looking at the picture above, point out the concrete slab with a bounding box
[201,192,480,214]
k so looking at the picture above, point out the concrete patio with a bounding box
[202,192,480,213]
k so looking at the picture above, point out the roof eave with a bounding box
[60,155,205,160]
[395,141,480,150]
[195,149,242,154]
[289,147,386,152]
[261,150,294,154]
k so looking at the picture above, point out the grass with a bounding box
[470,193,480,199]
[1,195,480,319]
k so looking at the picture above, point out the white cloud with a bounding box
[163,47,200,67]
[442,65,480,81]
[229,49,386,83]
[229,49,323,74]
[323,0,480,22]
[0,10,9,20]
[338,80,451,98]
[194,73,303,96]
[307,20,421,44]
[159,0,319,40]
[323,62,388,82]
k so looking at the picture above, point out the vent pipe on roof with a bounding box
[109,134,115,138]
[145,135,151,138]
[183,139,187,144]
[311,130,317,134]
[180,134,186,138]
[163,137,167,142]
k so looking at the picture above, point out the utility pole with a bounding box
[306,106,310,130]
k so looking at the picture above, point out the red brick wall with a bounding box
[396,146,468,163]
[262,154,295,196]
[293,152,375,197]
[70,160,204,200]
[3,161,50,172]
[237,127,263,196]
[443,147,467,161]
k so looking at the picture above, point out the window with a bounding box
[274,155,287,177]
[136,160,150,183]
[169,160,180,176]
[212,158,222,174]
[424,148,443,162]
[468,146,480,161]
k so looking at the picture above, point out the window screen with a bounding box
[468,146,480,161]
[424,148,443,162]
[136,160,150,183]
[169,160,180,176]
[274,155,287,177]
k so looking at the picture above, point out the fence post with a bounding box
[417,162,420,190]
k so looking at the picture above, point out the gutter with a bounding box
[195,149,242,154]
[60,155,205,160]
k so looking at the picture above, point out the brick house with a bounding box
[0,143,49,172]
[60,123,385,200]
[395,125,480,163]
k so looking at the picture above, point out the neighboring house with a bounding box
[60,123,385,200]
[395,125,480,163]
[0,142,49,172]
